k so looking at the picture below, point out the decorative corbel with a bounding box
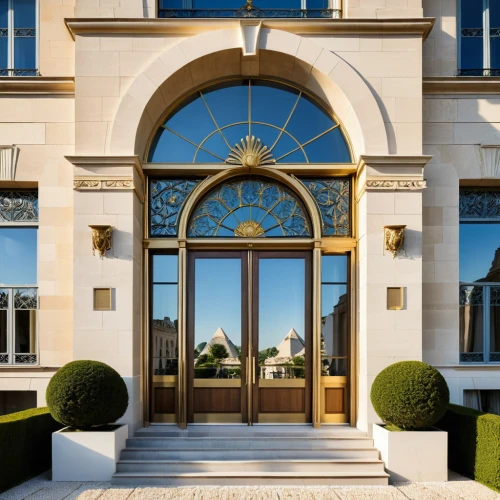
[89,225,113,258]
[384,225,406,258]
[0,145,20,181]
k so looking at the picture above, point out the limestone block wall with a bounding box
[422,0,457,77]
[423,95,500,400]
[40,0,75,76]
[347,0,423,18]
[0,95,75,405]
[75,0,155,18]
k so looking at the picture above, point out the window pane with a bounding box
[253,0,302,8]
[251,80,299,127]
[0,38,7,71]
[322,255,347,283]
[461,0,483,29]
[490,287,500,362]
[304,127,351,163]
[0,310,7,353]
[14,310,36,353]
[0,0,7,28]
[14,37,36,69]
[148,128,199,163]
[152,284,178,375]
[490,0,500,30]
[459,223,500,282]
[14,0,36,27]
[152,254,178,283]
[307,0,328,7]
[203,81,248,128]
[159,0,184,8]
[193,0,244,7]
[0,229,37,286]
[491,37,500,70]
[460,285,484,363]
[461,37,484,70]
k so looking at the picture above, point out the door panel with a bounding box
[187,252,248,423]
[252,252,312,423]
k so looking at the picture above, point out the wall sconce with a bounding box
[384,225,406,258]
[89,225,113,258]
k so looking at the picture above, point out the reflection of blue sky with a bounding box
[460,223,500,282]
[0,229,37,285]
[153,285,178,322]
[149,80,350,164]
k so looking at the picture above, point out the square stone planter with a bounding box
[52,424,128,481]
[373,423,448,483]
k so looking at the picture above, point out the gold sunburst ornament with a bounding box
[234,220,265,238]
[226,136,275,168]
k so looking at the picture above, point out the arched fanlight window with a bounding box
[148,79,352,164]
[188,177,311,237]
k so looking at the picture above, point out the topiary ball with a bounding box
[46,360,128,430]
[370,361,449,430]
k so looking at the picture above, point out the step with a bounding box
[126,437,375,450]
[116,459,386,474]
[112,471,390,486]
[120,447,380,461]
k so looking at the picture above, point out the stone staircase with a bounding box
[112,425,389,486]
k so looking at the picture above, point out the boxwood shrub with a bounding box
[436,404,500,492]
[0,407,63,493]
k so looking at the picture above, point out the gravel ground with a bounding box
[1,471,499,500]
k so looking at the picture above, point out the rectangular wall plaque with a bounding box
[94,288,112,311]
[387,287,404,310]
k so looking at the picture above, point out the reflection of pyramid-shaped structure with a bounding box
[198,327,239,359]
[275,328,305,358]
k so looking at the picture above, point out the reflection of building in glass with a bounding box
[321,292,348,376]
[262,329,305,379]
[153,316,178,375]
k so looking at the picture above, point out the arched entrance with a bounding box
[146,77,355,427]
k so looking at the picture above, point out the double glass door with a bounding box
[187,251,311,424]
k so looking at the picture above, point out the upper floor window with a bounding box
[0,191,38,365]
[459,0,500,76]
[158,0,339,19]
[0,0,38,76]
[459,190,500,364]
[148,79,352,165]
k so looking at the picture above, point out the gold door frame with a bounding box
[143,167,358,429]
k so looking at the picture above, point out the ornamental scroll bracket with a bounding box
[89,225,113,258]
[384,225,406,258]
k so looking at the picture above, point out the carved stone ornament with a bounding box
[366,180,427,190]
[474,145,500,178]
[89,225,113,258]
[0,145,20,181]
[384,225,406,258]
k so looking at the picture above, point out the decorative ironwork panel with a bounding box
[189,178,311,238]
[491,287,500,306]
[0,289,8,309]
[14,288,38,309]
[0,191,38,222]
[459,190,500,219]
[491,28,500,38]
[14,354,37,364]
[13,28,36,37]
[0,355,8,363]
[489,353,500,362]
[159,8,339,19]
[460,352,484,363]
[461,28,483,37]
[458,69,500,77]
[301,178,350,236]
[460,285,483,306]
[150,179,200,237]
[0,29,7,37]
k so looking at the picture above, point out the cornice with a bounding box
[423,77,500,95]
[357,155,433,173]
[65,155,144,181]
[64,17,435,40]
[0,77,74,95]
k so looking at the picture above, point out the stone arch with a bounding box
[177,167,323,240]
[108,27,389,161]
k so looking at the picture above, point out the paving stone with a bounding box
[335,486,407,500]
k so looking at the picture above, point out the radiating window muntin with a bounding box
[459,189,500,364]
[188,177,311,238]
[148,79,352,165]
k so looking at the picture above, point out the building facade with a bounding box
[0,0,499,433]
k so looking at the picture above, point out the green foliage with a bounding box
[46,360,129,430]
[258,347,279,364]
[370,361,449,430]
[195,354,211,367]
[208,344,229,363]
[436,404,500,491]
[0,407,63,493]
[292,355,305,366]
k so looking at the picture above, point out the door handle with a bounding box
[252,356,256,385]
[246,356,250,385]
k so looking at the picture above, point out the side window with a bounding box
[459,0,500,76]
[0,0,37,76]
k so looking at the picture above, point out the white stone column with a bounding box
[356,155,431,433]
[69,156,144,435]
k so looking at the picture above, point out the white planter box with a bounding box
[52,424,128,481]
[373,423,448,483]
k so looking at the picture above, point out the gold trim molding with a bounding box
[74,178,144,202]
[0,77,74,95]
[64,18,435,40]
[423,77,500,95]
